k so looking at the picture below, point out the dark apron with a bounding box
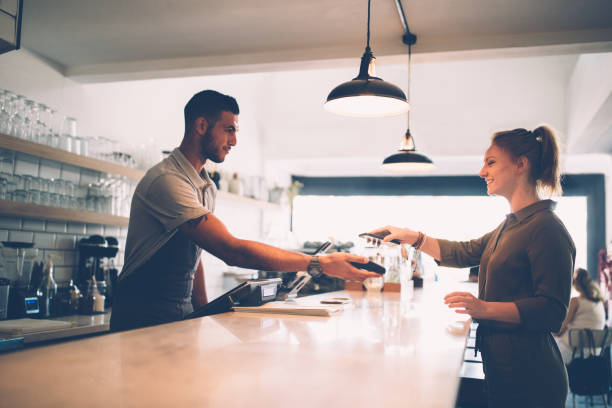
[110,231,200,332]
[476,325,568,407]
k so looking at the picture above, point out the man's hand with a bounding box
[320,253,380,281]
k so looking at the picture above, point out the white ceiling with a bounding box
[21,0,612,82]
[12,0,612,166]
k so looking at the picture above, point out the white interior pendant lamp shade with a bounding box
[324,0,409,118]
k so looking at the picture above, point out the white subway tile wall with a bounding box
[79,169,99,186]
[14,153,39,177]
[59,164,81,184]
[0,216,124,284]
[46,220,67,233]
[8,230,33,243]
[0,150,281,291]
[0,216,21,230]
[22,218,45,231]
[67,222,86,235]
[85,224,104,235]
[33,232,55,248]
[38,159,61,180]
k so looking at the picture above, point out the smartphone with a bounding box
[358,232,401,245]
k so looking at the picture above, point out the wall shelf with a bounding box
[216,191,280,210]
[0,200,129,227]
[0,133,145,180]
[0,134,279,215]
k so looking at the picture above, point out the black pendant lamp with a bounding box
[382,15,434,172]
[324,0,409,118]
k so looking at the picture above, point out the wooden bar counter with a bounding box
[0,282,472,408]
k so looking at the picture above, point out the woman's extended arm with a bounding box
[556,297,578,336]
[370,226,441,261]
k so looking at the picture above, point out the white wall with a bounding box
[0,49,280,296]
[1,48,610,291]
[566,52,612,153]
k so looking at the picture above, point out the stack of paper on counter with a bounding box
[233,301,344,316]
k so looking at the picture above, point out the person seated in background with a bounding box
[467,266,479,282]
[554,268,606,365]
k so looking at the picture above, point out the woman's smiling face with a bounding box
[478,144,520,198]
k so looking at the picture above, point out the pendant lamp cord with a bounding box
[366,0,371,50]
[407,43,412,127]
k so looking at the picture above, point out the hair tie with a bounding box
[531,129,543,143]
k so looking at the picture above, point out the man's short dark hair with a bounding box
[184,90,239,130]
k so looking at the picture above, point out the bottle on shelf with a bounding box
[80,277,105,315]
[38,255,58,318]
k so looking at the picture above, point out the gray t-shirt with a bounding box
[119,147,216,281]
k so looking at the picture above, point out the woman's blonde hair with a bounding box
[491,125,562,196]
[573,268,603,303]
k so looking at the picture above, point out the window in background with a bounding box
[292,195,587,283]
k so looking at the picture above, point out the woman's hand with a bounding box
[369,225,419,245]
[444,291,488,319]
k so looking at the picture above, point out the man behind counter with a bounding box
[110,90,377,331]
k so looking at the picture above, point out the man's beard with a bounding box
[200,127,224,163]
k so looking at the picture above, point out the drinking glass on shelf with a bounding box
[49,193,60,207]
[27,190,40,205]
[0,177,6,200]
[73,136,82,155]
[39,191,50,206]
[13,189,27,203]
[35,103,50,145]
[13,174,24,190]
[0,90,12,135]
[59,133,73,152]
[64,180,74,197]
[77,136,89,156]
[0,149,14,176]
[22,175,32,191]
[39,178,50,193]
[46,108,60,148]
[59,116,77,152]
[23,100,37,142]
[7,94,23,138]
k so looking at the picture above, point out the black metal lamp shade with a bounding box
[382,151,435,172]
[382,129,435,172]
[324,45,409,117]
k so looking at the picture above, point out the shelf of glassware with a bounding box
[0,133,145,180]
[0,133,281,211]
[0,200,129,227]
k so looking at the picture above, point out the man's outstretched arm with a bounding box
[179,212,378,281]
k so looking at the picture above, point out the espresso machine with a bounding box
[76,235,119,306]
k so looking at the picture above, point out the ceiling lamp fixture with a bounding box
[382,0,434,172]
[324,0,409,118]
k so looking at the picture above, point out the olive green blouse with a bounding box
[437,199,576,332]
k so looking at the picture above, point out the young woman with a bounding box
[554,268,606,364]
[371,126,575,407]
